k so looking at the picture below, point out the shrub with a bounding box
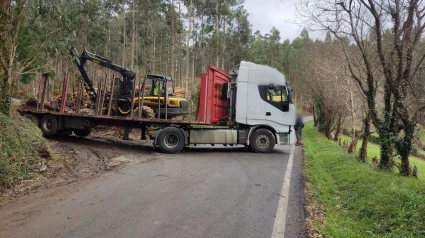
[341,128,362,137]
[0,113,50,189]
[411,146,419,156]
[369,134,381,144]
[342,127,350,136]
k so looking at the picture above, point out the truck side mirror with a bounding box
[282,101,290,112]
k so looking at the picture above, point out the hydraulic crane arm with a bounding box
[70,47,135,103]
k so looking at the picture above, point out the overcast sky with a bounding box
[244,0,321,41]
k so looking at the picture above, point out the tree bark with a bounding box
[170,0,175,78]
[215,0,220,66]
[221,8,226,69]
[325,115,333,139]
[333,115,342,141]
[178,3,182,87]
[313,105,318,127]
[378,82,394,170]
[0,0,24,116]
[359,112,371,162]
[185,0,193,97]
[397,122,414,176]
[122,1,126,67]
[130,0,135,70]
[0,75,10,116]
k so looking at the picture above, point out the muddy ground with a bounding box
[0,128,162,231]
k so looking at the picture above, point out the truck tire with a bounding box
[74,129,91,137]
[250,128,276,153]
[157,127,185,154]
[40,115,59,137]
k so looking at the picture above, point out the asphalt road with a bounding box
[1,144,305,238]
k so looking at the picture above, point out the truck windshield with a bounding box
[267,86,288,102]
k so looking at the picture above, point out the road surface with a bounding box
[0,140,305,238]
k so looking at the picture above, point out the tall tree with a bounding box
[303,0,425,175]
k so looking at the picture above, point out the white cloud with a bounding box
[244,0,322,41]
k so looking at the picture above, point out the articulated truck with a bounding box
[21,61,296,154]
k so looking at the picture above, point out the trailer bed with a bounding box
[20,108,210,128]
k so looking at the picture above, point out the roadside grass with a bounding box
[304,122,425,237]
[0,112,51,191]
[339,134,425,179]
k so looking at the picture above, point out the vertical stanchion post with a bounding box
[165,80,168,120]
[72,79,75,103]
[80,81,84,112]
[137,77,142,118]
[157,80,161,119]
[130,75,137,118]
[139,76,146,118]
[40,74,49,112]
[64,73,70,112]
[75,81,82,114]
[95,81,102,115]
[36,79,43,111]
[107,76,115,116]
[60,73,70,113]
[99,74,108,116]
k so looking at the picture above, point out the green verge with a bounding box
[0,112,50,190]
[338,134,425,179]
[304,122,425,237]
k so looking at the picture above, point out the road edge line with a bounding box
[271,144,295,238]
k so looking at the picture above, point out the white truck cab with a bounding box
[235,61,296,145]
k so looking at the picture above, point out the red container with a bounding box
[198,66,231,124]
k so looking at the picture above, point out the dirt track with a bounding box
[48,133,160,185]
[0,131,162,231]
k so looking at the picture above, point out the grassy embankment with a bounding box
[338,134,425,179]
[0,112,52,191]
[304,122,425,237]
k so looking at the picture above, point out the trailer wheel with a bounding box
[250,129,275,153]
[40,115,59,137]
[158,127,185,154]
[74,129,91,137]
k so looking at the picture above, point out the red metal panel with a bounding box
[198,66,231,124]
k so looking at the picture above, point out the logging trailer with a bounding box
[20,61,296,154]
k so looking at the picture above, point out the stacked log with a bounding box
[174,87,185,98]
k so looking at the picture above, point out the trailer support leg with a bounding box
[123,127,131,140]
[141,126,147,140]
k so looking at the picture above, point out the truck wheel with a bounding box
[40,115,59,137]
[158,127,185,154]
[250,129,276,153]
[74,129,91,137]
